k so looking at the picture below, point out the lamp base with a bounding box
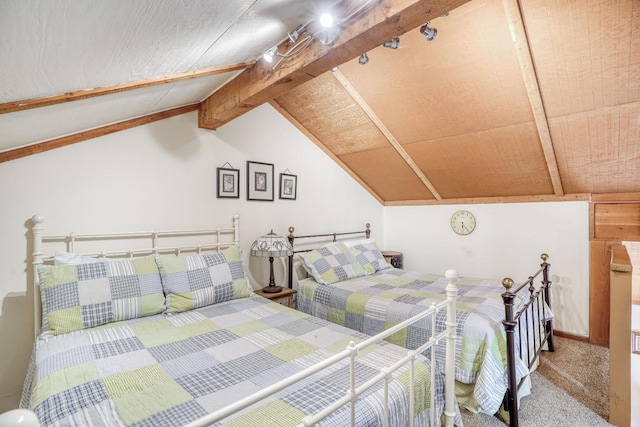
[261,285,283,293]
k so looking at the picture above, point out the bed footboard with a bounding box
[501,253,553,427]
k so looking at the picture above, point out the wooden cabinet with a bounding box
[590,201,640,347]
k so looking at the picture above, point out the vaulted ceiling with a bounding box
[1,0,638,205]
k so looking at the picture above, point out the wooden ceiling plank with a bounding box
[0,63,252,114]
[502,0,564,196]
[200,0,471,130]
[269,99,385,205]
[331,69,443,200]
[0,104,199,163]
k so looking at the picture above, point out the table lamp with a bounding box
[250,230,293,293]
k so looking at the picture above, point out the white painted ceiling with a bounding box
[0,0,336,152]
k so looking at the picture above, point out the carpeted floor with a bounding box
[460,336,611,426]
[537,336,609,420]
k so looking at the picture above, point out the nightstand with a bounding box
[255,287,297,308]
[381,251,403,269]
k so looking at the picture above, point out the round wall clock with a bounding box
[450,210,476,235]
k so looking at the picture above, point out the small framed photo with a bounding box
[279,173,297,200]
[247,161,274,201]
[216,167,239,199]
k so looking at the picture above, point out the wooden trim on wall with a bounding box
[592,193,640,202]
[384,193,590,206]
[0,63,252,114]
[553,330,589,343]
[0,104,199,163]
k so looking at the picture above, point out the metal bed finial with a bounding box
[502,277,514,290]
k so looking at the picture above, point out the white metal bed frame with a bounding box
[24,214,459,427]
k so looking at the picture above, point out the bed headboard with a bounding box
[30,214,240,337]
[286,223,371,289]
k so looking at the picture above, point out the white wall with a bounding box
[0,104,383,411]
[383,202,590,337]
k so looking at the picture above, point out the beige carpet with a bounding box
[537,336,609,419]
[460,335,611,426]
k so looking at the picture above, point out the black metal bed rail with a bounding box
[501,253,553,427]
[286,224,371,289]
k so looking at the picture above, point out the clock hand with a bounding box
[461,222,468,231]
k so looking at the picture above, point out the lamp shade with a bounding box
[250,230,293,258]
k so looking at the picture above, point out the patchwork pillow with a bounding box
[298,242,366,285]
[344,239,390,273]
[156,245,252,313]
[38,255,165,335]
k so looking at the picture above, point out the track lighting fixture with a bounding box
[288,24,306,43]
[261,0,377,68]
[319,12,334,28]
[382,37,400,49]
[359,53,369,65]
[263,46,278,63]
[419,22,437,41]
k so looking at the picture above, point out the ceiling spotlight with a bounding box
[263,46,278,63]
[359,53,369,65]
[419,22,437,41]
[288,24,306,43]
[382,37,400,49]
[320,12,334,28]
[331,66,339,72]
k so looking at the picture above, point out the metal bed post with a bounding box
[444,269,458,427]
[31,214,44,338]
[501,277,519,427]
[287,226,295,289]
[541,254,554,352]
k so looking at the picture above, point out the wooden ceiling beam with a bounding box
[502,0,564,196]
[0,104,198,163]
[331,70,442,200]
[0,63,252,114]
[199,0,470,130]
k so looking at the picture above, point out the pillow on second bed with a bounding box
[38,255,165,335]
[343,239,390,273]
[299,242,366,285]
[156,245,252,313]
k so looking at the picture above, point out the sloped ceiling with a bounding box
[1,0,639,205]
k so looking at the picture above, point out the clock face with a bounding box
[451,210,476,235]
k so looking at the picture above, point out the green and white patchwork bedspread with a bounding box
[22,297,453,426]
[297,268,533,415]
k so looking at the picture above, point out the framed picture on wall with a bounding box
[279,173,297,200]
[247,161,274,201]
[216,167,240,198]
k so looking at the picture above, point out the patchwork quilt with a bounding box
[297,268,536,415]
[22,297,455,427]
